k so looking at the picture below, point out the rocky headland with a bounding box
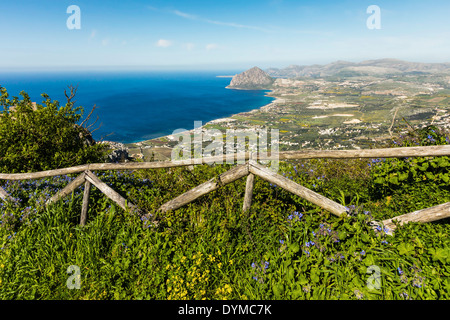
[226,66,274,90]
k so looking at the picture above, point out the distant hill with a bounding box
[265,59,450,78]
[226,66,274,90]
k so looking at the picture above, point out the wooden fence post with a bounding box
[243,153,256,213]
[80,180,91,226]
[243,172,255,213]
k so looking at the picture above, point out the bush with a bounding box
[370,125,450,198]
[0,86,109,173]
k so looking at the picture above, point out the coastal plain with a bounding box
[124,62,450,160]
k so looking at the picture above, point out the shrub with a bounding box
[370,125,450,198]
[0,86,109,173]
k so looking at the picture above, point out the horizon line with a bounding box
[1,57,450,73]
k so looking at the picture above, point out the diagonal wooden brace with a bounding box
[380,202,450,235]
[46,172,87,206]
[159,164,249,212]
[0,185,15,203]
[248,160,347,217]
[84,170,142,215]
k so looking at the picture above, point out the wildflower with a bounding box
[400,275,408,284]
[397,267,403,275]
[399,292,411,300]
[412,276,424,288]
[302,284,311,293]
[279,239,284,244]
[305,241,315,247]
[354,289,364,300]
[251,262,256,268]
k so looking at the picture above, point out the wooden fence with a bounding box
[1,144,450,235]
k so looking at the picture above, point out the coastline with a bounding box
[133,88,277,142]
[122,87,278,160]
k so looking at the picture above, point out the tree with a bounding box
[0,85,109,173]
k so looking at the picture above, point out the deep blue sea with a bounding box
[0,71,274,143]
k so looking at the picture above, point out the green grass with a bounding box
[1,152,449,300]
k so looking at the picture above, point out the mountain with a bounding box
[226,66,275,90]
[266,59,450,78]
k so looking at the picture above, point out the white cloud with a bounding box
[169,9,270,33]
[173,10,197,20]
[206,43,218,51]
[101,38,110,46]
[90,29,97,39]
[184,42,195,51]
[156,39,172,47]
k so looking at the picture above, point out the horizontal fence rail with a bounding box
[1,145,450,181]
[0,144,449,234]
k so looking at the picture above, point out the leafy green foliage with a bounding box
[0,86,108,173]
[1,146,449,299]
[370,125,450,198]
[0,106,449,300]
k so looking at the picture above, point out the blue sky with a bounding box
[1,0,449,70]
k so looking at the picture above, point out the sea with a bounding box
[0,70,275,144]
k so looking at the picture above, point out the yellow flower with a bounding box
[229,259,233,265]
[217,262,222,269]
[225,284,232,294]
[386,196,392,205]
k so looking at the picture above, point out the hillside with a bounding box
[266,59,450,78]
[226,66,275,90]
